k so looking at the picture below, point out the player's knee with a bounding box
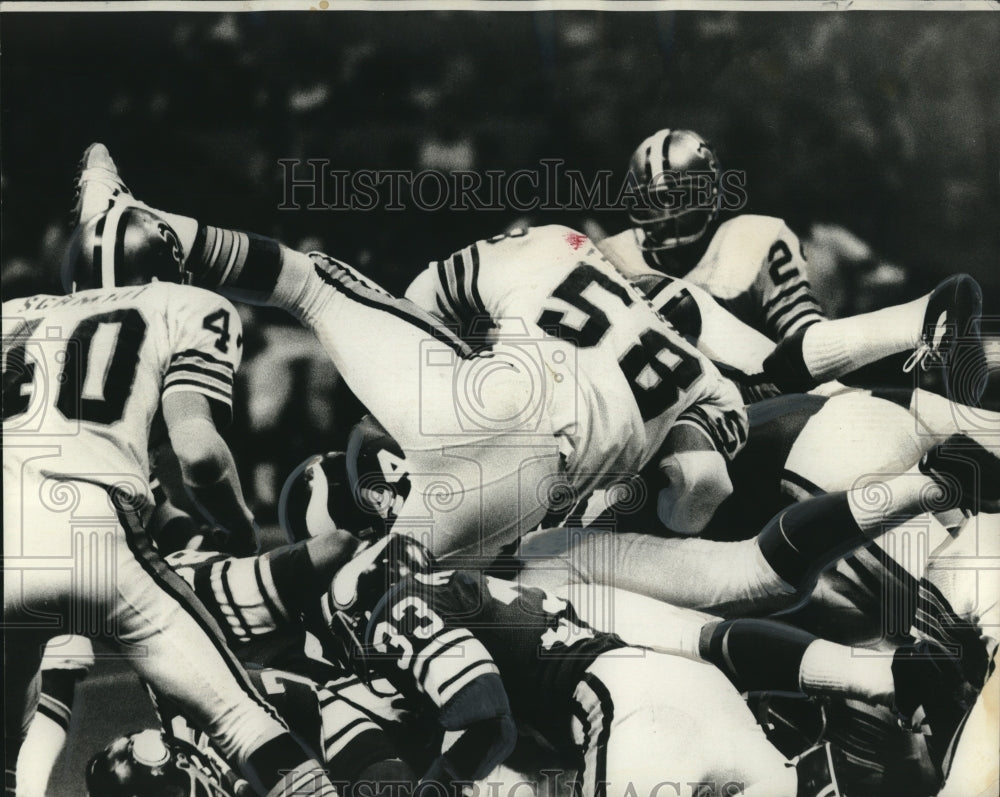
[455,352,546,436]
[656,449,733,535]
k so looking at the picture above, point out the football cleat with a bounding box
[903,274,986,407]
[65,144,187,292]
[914,575,997,691]
[792,742,843,797]
[71,142,136,229]
[891,640,980,787]
[918,433,1000,514]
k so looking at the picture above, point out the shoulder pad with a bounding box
[692,215,789,299]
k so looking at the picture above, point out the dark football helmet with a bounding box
[278,414,410,544]
[63,206,188,292]
[85,729,248,797]
[627,128,721,252]
[323,533,436,688]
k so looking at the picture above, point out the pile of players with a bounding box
[4,131,998,797]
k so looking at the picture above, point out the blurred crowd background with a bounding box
[3,9,998,522]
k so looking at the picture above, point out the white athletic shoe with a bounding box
[71,142,136,228]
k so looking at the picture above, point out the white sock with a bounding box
[801,295,929,380]
[910,387,1000,448]
[847,466,946,533]
[800,640,895,705]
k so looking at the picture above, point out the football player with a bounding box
[323,533,804,797]
[298,430,992,797]
[598,128,987,411]
[401,225,994,552]
[64,145,748,554]
[3,178,337,795]
[403,223,753,534]
[156,470,418,795]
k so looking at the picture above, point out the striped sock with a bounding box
[187,225,283,300]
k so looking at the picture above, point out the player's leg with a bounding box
[108,499,337,796]
[915,512,1000,690]
[572,651,799,797]
[313,676,417,794]
[909,383,1000,449]
[757,434,1000,613]
[15,636,93,797]
[399,434,566,563]
[3,467,72,790]
[518,485,923,616]
[73,146,565,559]
[763,273,985,407]
[701,617,986,790]
[734,391,974,649]
[781,391,930,500]
[518,525,787,615]
[523,436,994,615]
[2,628,53,794]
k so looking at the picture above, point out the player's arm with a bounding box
[162,293,261,550]
[369,589,517,790]
[419,676,517,792]
[162,390,258,551]
[647,331,749,535]
[757,223,825,340]
[597,235,782,399]
[653,422,734,535]
[168,529,361,641]
[635,274,783,402]
[263,530,361,617]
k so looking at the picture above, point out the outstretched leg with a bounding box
[70,145,564,559]
[761,273,986,409]
[521,436,997,615]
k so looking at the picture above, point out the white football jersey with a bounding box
[3,283,242,505]
[406,225,747,498]
[600,214,825,341]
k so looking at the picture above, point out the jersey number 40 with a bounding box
[3,308,147,425]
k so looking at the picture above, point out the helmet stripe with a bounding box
[100,202,129,288]
[659,128,674,176]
